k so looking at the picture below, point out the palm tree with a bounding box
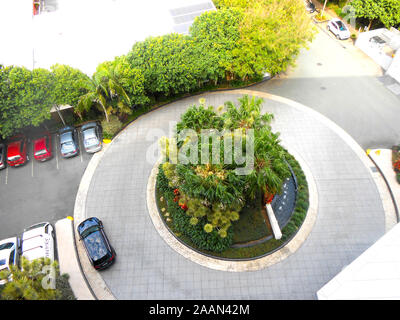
[76,63,131,122]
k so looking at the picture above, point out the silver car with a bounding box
[59,126,79,158]
[81,122,102,153]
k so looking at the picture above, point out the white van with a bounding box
[21,222,55,262]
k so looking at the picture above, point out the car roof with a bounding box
[7,141,22,156]
[60,131,74,143]
[83,127,97,139]
[34,137,47,150]
[83,230,110,262]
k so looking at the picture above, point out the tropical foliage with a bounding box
[158,95,290,242]
[0,257,75,300]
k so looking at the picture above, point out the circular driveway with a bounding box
[81,90,386,299]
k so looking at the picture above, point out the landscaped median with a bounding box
[146,95,319,271]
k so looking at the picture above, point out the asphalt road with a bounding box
[252,20,400,149]
[0,131,92,239]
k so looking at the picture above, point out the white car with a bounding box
[0,237,20,285]
[327,18,350,40]
[21,222,55,262]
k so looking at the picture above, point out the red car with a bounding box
[33,133,52,162]
[7,135,28,167]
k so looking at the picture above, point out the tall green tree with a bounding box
[76,63,131,122]
[190,8,243,83]
[352,0,400,29]
[127,34,202,98]
[0,65,54,138]
[51,64,90,107]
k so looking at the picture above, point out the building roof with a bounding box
[0,0,216,76]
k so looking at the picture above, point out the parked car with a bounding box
[81,122,102,153]
[6,135,28,167]
[33,133,52,162]
[0,143,6,169]
[21,222,55,262]
[77,217,116,270]
[59,126,79,158]
[327,18,350,40]
[0,237,20,285]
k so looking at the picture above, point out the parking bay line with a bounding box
[78,130,83,163]
[55,135,59,170]
[5,167,8,185]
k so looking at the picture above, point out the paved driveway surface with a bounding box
[252,26,400,149]
[84,91,385,299]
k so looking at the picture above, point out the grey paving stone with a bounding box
[84,92,386,300]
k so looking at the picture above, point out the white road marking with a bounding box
[55,134,59,170]
[78,130,83,163]
[5,167,8,185]
[31,143,34,177]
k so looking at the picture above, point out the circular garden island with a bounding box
[155,95,309,260]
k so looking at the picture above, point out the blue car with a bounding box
[59,126,79,158]
[77,217,116,270]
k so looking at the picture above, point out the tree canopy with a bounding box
[352,0,400,29]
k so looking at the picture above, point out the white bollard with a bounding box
[266,204,282,240]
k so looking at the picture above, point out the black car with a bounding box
[0,143,6,169]
[59,126,79,158]
[77,217,116,270]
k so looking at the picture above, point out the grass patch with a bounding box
[232,192,270,244]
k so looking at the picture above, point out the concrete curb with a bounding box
[55,218,95,300]
[146,146,318,272]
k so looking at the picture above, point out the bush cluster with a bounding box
[157,164,233,252]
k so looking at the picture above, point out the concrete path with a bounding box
[79,90,387,299]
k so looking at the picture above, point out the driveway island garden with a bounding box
[155,95,310,259]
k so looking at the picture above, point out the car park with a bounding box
[77,217,116,270]
[81,122,102,153]
[33,133,52,162]
[6,135,28,167]
[59,126,79,158]
[0,237,20,285]
[327,18,350,40]
[21,222,55,262]
[0,143,6,169]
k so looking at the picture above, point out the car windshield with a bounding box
[34,149,47,156]
[0,259,6,266]
[81,226,100,239]
[337,21,346,30]
[25,223,47,232]
[0,243,13,251]
[7,155,20,161]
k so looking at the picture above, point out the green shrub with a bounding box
[101,115,123,139]
[397,173,400,184]
[157,165,233,252]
